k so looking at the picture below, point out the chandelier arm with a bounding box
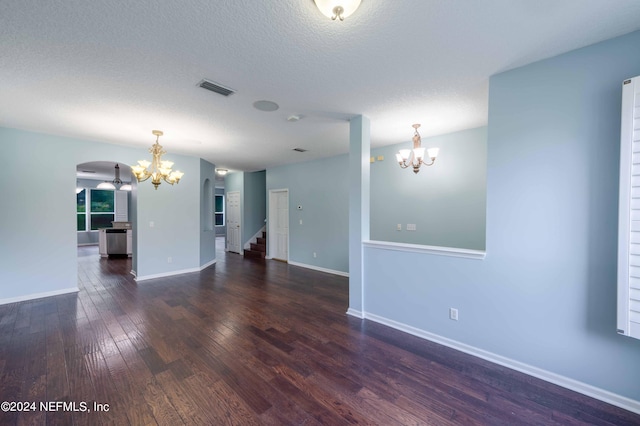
[135,173,152,183]
[162,176,176,185]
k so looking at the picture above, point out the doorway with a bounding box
[268,189,289,261]
[227,191,241,254]
[76,160,137,286]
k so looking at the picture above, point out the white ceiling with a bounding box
[3,1,640,173]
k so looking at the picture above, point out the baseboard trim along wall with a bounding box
[346,308,364,319]
[360,311,640,415]
[288,260,349,277]
[0,287,79,306]
[135,259,217,282]
[199,258,217,271]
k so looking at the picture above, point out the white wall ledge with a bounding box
[364,240,486,260]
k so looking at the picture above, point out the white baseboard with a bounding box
[200,258,217,270]
[346,308,364,318]
[362,312,640,415]
[0,287,79,305]
[135,259,217,282]
[288,260,349,277]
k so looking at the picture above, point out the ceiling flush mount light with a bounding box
[216,168,228,176]
[132,130,184,190]
[97,164,131,190]
[253,100,279,112]
[396,124,440,174]
[314,0,362,21]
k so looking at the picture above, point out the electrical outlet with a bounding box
[397,224,402,231]
[449,308,458,321]
[313,252,317,258]
[167,256,172,264]
[299,219,303,225]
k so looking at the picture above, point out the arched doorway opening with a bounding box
[76,161,138,284]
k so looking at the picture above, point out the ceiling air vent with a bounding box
[198,79,235,97]
[293,148,307,152]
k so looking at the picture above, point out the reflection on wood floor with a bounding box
[0,240,638,425]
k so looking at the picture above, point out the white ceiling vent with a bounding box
[198,79,235,97]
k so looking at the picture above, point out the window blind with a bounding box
[618,75,640,339]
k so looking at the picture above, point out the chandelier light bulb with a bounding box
[313,0,362,21]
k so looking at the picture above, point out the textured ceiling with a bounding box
[2,1,640,172]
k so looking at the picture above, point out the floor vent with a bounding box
[198,79,235,97]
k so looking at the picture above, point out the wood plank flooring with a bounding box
[0,240,639,425]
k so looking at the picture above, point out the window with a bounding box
[77,189,86,231]
[90,189,115,230]
[215,194,225,226]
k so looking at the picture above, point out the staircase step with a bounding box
[250,243,266,252]
[244,249,265,259]
[256,237,266,245]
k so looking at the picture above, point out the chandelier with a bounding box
[97,164,132,191]
[313,0,362,21]
[131,130,184,190]
[395,124,440,174]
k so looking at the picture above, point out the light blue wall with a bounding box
[244,170,266,245]
[349,116,370,312]
[199,158,216,267]
[0,127,214,302]
[131,153,202,278]
[370,127,487,250]
[267,155,349,273]
[362,30,640,401]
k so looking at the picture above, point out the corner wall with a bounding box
[225,170,266,249]
[361,30,640,404]
[200,158,216,268]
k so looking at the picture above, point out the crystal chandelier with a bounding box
[132,130,184,190]
[396,124,440,174]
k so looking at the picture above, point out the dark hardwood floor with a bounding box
[0,239,639,425]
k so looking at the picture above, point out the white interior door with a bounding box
[269,189,289,261]
[227,191,241,254]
